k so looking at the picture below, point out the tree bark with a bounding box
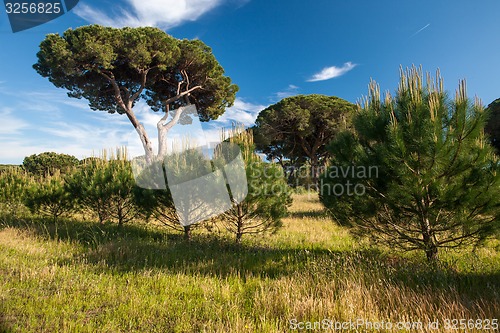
[236,220,243,243]
[100,71,155,164]
[183,225,192,241]
[156,85,202,160]
[102,68,203,164]
[235,203,244,243]
[311,155,320,186]
[133,121,154,165]
[157,106,185,159]
[425,244,438,262]
[421,216,438,262]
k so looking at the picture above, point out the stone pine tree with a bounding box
[33,25,237,164]
[320,66,500,262]
[253,94,356,183]
[23,152,79,176]
[485,98,500,154]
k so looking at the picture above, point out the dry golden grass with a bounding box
[0,194,498,332]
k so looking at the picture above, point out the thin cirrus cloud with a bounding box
[211,98,267,127]
[307,62,357,82]
[74,0,225,29]
[0,108,29,135]
[411,23,431,37]
[274,84,299,100]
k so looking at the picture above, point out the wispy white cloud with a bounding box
[0,86,136,163]
[73,4,148,28]
[307,62,356,82]
[411,23,431,37]
[211,98,266,127]
[74,0,225,30]
[274,84,299,100]
[169,97,265,146]
[0,140,50,162]
[40,121,126,144]
[131,98,265,130]
[0,107,29,136]
[0,85,265,163]
[1,89,91,120]
[0,137,130,163]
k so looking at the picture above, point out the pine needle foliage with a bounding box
[218,125,292,243]
[320,66,500,261]
[0,167,31,216]
[66,148,140,225]
[25,171,74,223]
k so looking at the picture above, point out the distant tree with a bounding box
[65,158,112,224]
[34,25,238,164]
[25,172,74,223]
[0,165,21,174]
[485,98,500,154]
[218,128,292,243]
[22,152,78,176]
[0,167,30,216]
[253,94,356,183]
[66,151,139,225]
[320,66,500,262]
[79,157,103,165]
[106,158,141,226]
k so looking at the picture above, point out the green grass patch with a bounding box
[0,194,498,332]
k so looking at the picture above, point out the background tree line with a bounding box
[0,130,291,243]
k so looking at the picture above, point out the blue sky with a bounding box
[1,0,499,164]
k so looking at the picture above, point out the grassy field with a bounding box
[0,193,499,332]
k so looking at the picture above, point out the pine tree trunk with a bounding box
[157,107,185,160]
[422,216,438,262]
[236,224,243,243]
[157,125,168,160]
[311,155,320,188]
[125,111,154,164]
[425,245,438,262]
[235,205,244,243]
[183,225,191,241]
[117,202,124,227]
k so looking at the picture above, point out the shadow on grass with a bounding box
[0,215,364,276]
[0,309,13,333]
[2,215,499,307]
[0,323,12,333]
[287,209,329,219]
